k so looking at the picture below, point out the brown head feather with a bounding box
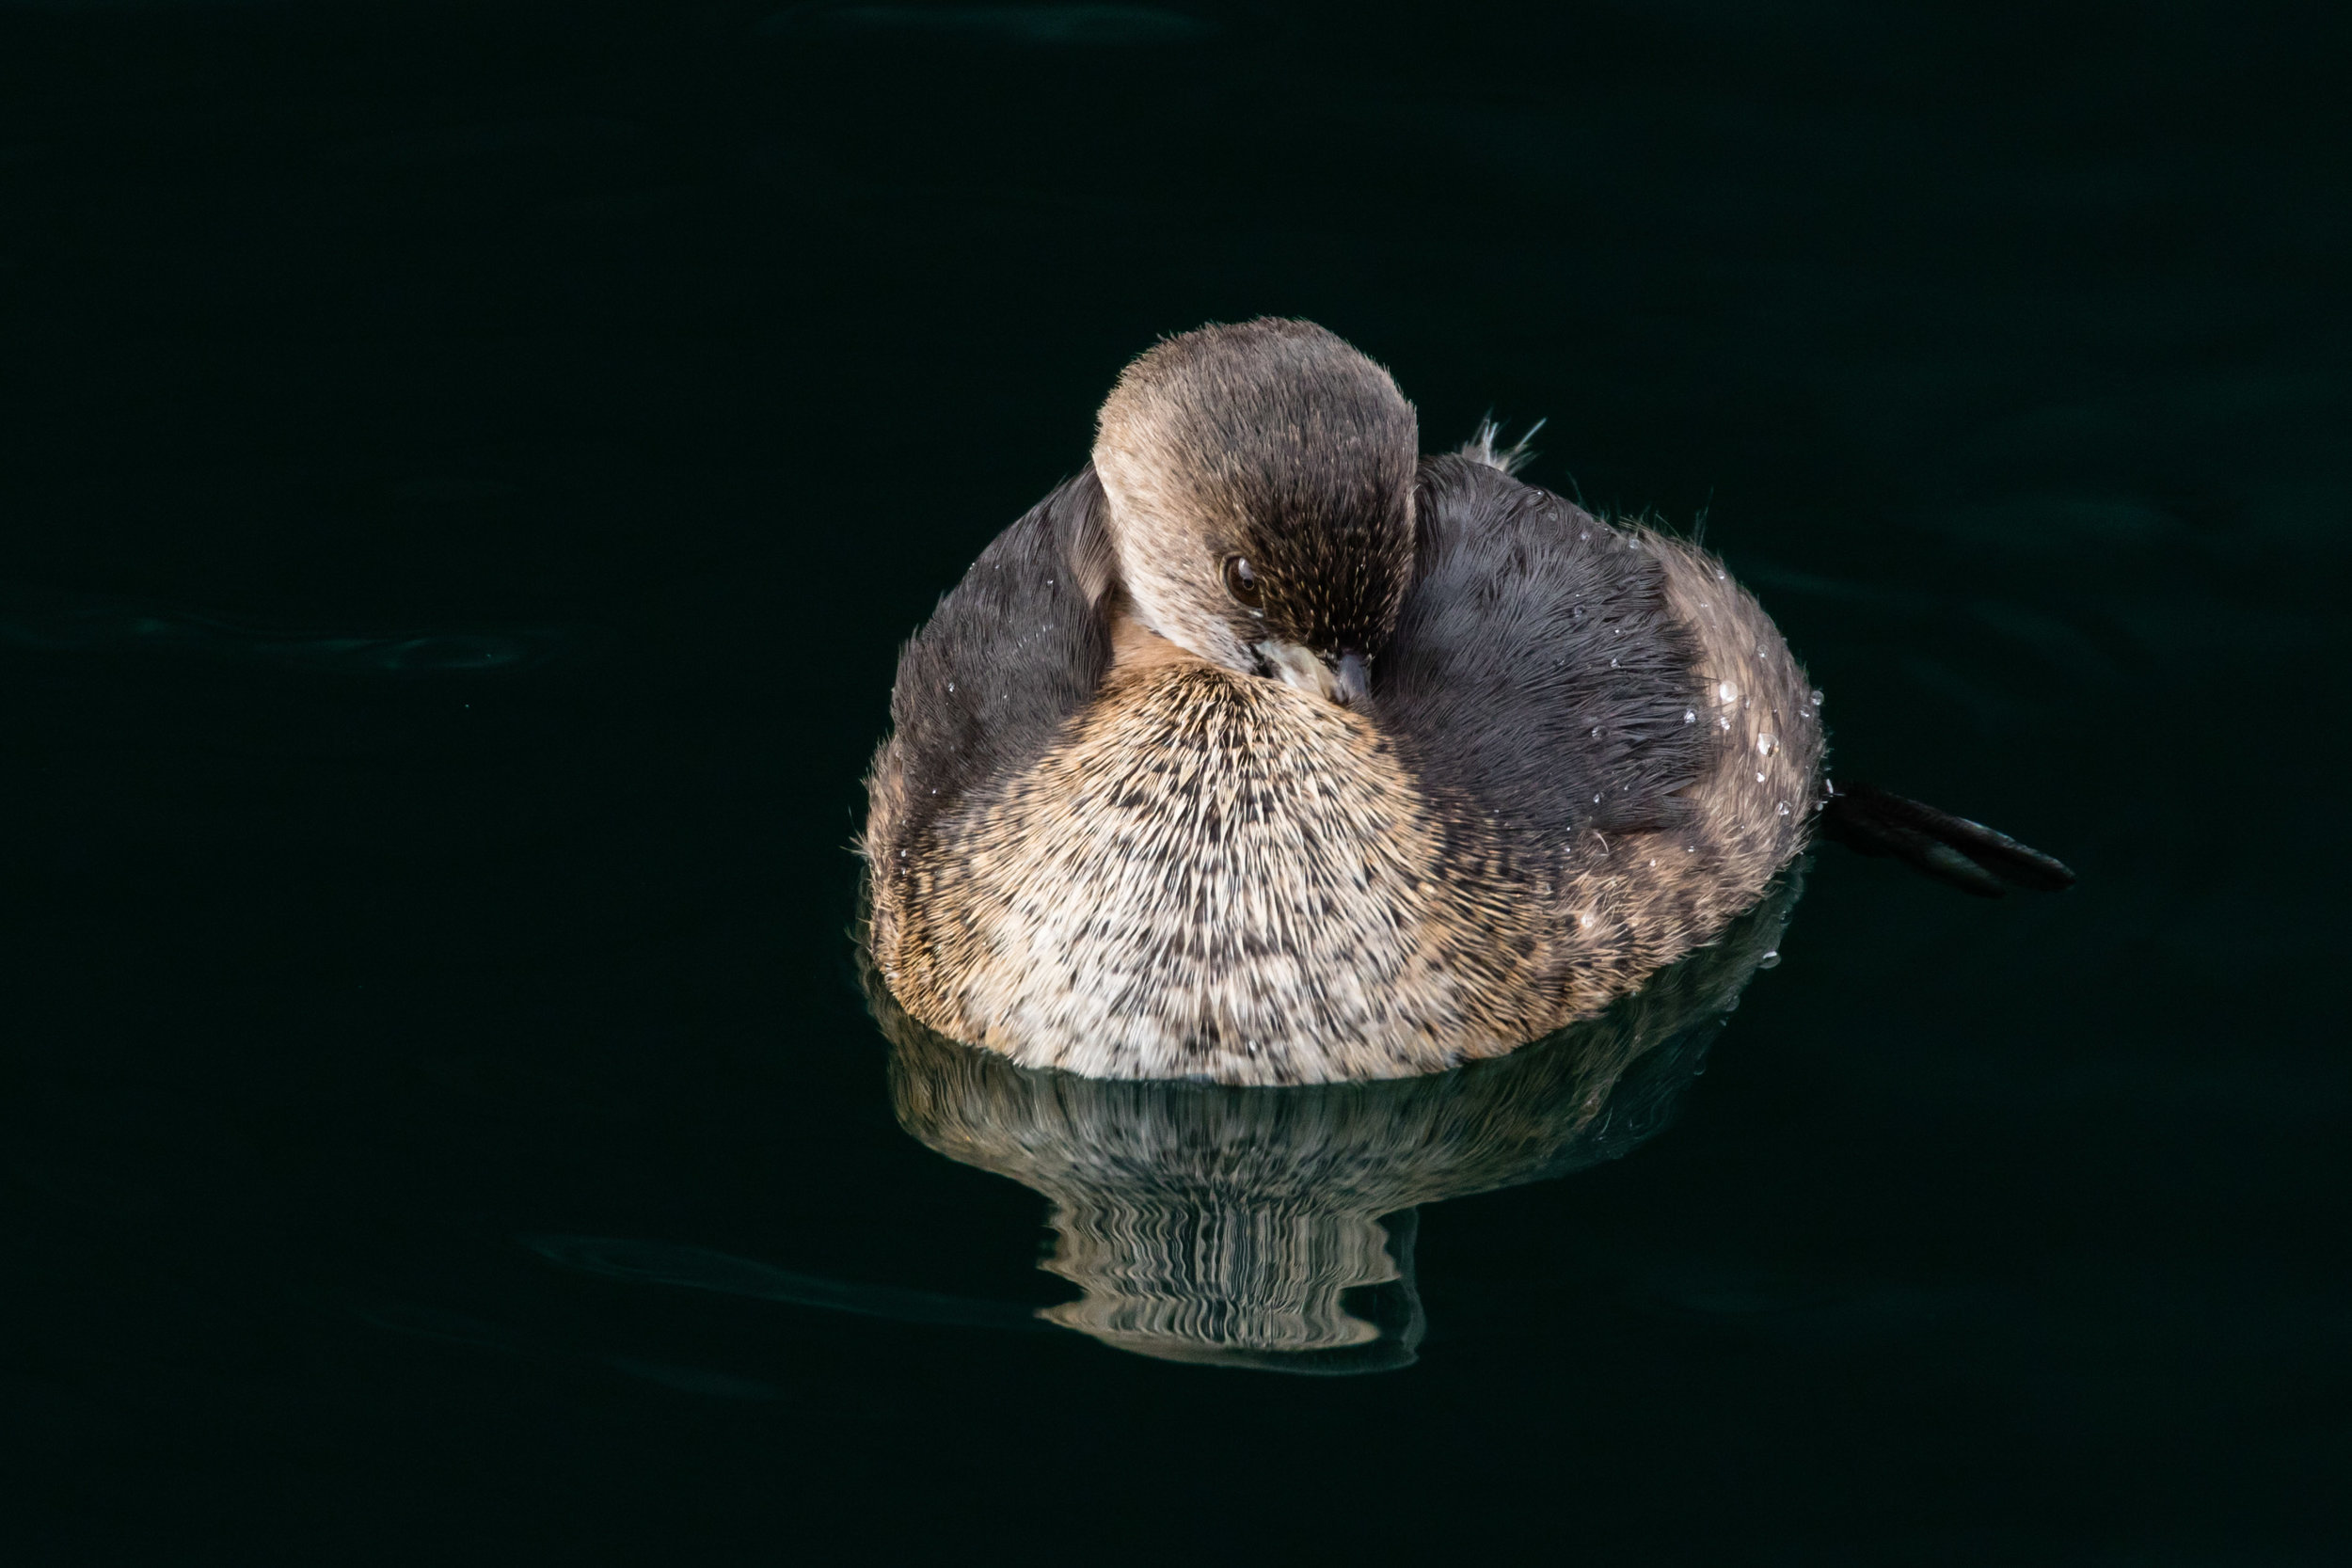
[1092,318,1418,678]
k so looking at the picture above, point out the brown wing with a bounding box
[1374,454,1709,844]
[864,469,1117,878]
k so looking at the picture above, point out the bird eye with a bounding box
[1222,555,1263,610]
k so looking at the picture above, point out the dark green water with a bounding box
[3,2,2344,1560]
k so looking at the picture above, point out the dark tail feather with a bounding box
[1820,783,2076,898]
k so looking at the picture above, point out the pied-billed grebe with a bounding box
[863,319,2069,1085]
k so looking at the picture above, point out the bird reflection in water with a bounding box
[873,869,1802,1373]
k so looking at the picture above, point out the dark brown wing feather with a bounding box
[870,470,1117,864]
[1374,455,1708,843]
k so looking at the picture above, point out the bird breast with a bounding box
[880,654,1565,1085]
